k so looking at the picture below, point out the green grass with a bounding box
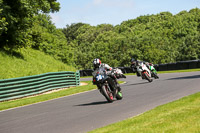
[0,48,76,79]
[89,92,200,133]
[157,68,200,73]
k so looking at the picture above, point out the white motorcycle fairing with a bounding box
[136,62,151,78]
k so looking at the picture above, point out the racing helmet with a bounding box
[93,58,101,68]
[131,58,136,62]
[131,58,137,64]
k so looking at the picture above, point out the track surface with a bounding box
[0,71,200,133]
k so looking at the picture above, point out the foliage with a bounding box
[0,0,7,36]
[29,14,74,65]
[1,1,200,71]
[62,8,200,69]
[62,23,87,42]
[0,0,60,48]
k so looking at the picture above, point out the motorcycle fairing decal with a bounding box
[118,92,122,97]
[96,74,104,81]
[149,66,153,70]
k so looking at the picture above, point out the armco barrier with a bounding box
[79,60,200,76]
[162,60,200,71]
[0,71,80,102]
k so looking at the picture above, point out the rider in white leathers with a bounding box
[130,58,151,78]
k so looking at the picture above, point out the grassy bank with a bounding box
[0,48,76,79]
[89,92,200,133]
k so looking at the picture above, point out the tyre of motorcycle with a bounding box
[108,77,118,96]
[152,72,159,79]
[101,83,114,103]
[143,71,153,82]
[116,90,123,100]
[154,72,159,79]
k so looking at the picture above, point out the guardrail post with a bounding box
[75,71,80,86]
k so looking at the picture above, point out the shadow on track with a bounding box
[167,75,200,80]
[75,101,109,106]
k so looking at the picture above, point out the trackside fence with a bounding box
[0,71,80,102]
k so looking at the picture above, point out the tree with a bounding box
[0,0,7,36]
[60,8,200,69]
[29,14,74,65]
[62,23,86,42]
[0,0,60,48]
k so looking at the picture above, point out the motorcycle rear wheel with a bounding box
[101,84,114,103]
[153,72,159,79]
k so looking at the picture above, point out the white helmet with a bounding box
[93,58,101,68]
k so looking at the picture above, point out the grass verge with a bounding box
[89,92,200,133]
[157,68,200,74]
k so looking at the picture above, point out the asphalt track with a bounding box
[0,71,200,133]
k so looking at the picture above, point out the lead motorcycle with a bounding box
[92,67,124,103]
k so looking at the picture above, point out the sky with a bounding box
[50,0,200,28]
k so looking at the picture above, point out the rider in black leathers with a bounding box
[92,58,122,91]
[130,58,141,77]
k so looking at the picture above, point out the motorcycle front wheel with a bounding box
[144,72,153,82]
[116,91,123,100]
[101,84,114,103]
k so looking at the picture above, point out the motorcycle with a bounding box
[148,64,159,79]
[112,68,127,79]
[92,67,123,103]
[136,61,153,82]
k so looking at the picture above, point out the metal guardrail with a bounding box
[0,71,80,102]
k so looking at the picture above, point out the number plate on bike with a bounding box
[96,75,103,81]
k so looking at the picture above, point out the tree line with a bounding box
[1,0,200,69]
[62,8,200,69]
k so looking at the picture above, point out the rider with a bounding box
[93,58,112,71]
[92,58,121,91]
[130,58,141,77]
